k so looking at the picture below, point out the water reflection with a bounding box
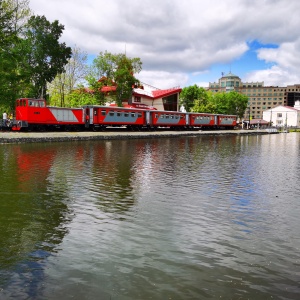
[0,133,299,299]
[0,144,73,298]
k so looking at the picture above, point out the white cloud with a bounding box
[136,71,188,90]
[245,38,300,85]
[29,0,300,87]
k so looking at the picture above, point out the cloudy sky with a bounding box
[29,0,300,89]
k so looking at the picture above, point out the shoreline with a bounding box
[0,128,278,144]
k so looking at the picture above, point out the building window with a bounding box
[277,113,282,117]
[134,96,141,102]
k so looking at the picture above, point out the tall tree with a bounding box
[225,91,248,118]
[0,0,33,109]
[193,91,248,118]
[192,91,217,113]
[23,15,72,99]
[180,85,208,112]
[4,0,31,33]
[48,46,88,107]
[210,91,248,118]
[0,0,18,109]
[91,51,142,106]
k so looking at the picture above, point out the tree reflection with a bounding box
[0,144,73,297]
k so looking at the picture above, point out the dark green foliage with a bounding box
[0,0,71,111]
[23,15,72,99]
[0,1,20,110]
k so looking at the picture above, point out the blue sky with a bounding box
[191,41,279,87]
[30,0,300,89]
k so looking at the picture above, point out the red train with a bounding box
[1,98,237,131]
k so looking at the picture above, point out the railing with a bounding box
[265,128,278,133]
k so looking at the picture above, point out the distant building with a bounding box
[208,72,300,120]
[263,101,300,128]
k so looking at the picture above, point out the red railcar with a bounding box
[83,105,147,131]
[188,112,217,129]
[147,110,188,129]
[216,114,237,129]
[13,98,85,131]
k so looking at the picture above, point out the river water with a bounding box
[0,133,299,300]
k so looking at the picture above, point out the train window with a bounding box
[29,101,33,106]
[94,110,97,115]
[131,113,135,117]
[175,115,179,119]
[180,115,184,119]
[124,113,129,117]
[166,115,169,119]
[117,112,121,117]
[101,110,106,115]
[155,114,158,119]
[39,101,45,107]
[109,111,114,116]
[160,115,164,119]
[138,113,142,118]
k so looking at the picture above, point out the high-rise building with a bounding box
[208,72,300,119]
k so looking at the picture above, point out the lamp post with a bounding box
[248,106,251,129]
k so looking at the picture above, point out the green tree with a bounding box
[0,1,17,109]
[48,46,88,107]
[23,15,72,99]
[0,0,32,110]
[91,51,142,107]
[180,85,208,112]
[85,75,107,106]
[226,91,248,118]
[192,91,217,113]
[68,87,99,107]
[210,92,229,114]
[4,0,32,32]
[208,91,248,117]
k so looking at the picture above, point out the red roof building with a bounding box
[130,84,182,111]
[84,77,182,111]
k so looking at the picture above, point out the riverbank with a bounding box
[0,128,279,144]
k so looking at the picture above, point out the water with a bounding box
[0,133,299,299]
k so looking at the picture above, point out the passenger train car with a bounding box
[1,98,237,131]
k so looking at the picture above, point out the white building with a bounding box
[263,101,300,127]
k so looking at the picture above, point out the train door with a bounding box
[186,114,189,126]
[146,111,152,126]
[85,107,93,128]
[214,115,218,126]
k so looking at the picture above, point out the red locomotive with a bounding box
[13,98,84,131]
[2,98,237,131]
